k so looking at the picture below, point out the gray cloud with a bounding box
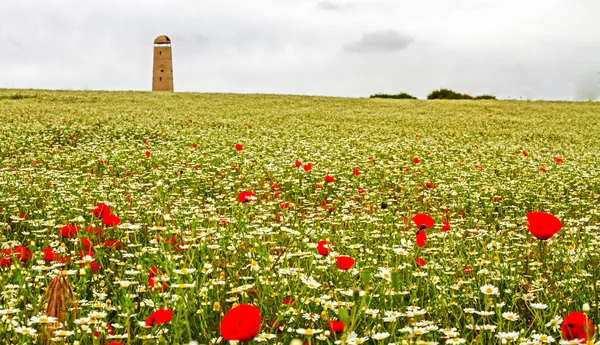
[317,0,354,11]
[1,0,600,100]
[344,30,413,54]
[574,73,600,101]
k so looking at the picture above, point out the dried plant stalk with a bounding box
[42,274,77,334]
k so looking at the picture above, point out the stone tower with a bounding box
[152,35,174,92]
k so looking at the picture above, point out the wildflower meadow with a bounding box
[1,89,600,345]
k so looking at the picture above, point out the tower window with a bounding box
[160,77,162,81]
[161,69,164,72]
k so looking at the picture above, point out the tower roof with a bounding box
[154,35,171,44]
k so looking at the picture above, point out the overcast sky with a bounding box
[1,0,600,100]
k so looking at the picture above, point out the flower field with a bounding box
[1,89,600,344]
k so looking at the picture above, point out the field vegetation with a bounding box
[0,89,599,344]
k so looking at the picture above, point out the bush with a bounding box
[370,92,417,100]
[474,94,497,100]
[0,93,37,101]
[427,88,496,100]
[427,88,472,100]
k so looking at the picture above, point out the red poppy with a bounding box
[220,304,261,341]
[554,157,564,163]
[90,261,101,272]
[86,226,103,237]
[416,230,427,248]
[279,202,290,209]
[42,246,56,262]
[275,214,283,222]
[270,184,281,191]
[412,214,434,230]
[353,168,360,176]
[0,256,11,267]
[235,144,243,151]
[325,175,335,183]
[148,267,165,291]
[283,297,296,305]
[442,222,451,231]
[321,199,327,206]
[56,255,71,265]
[336,256,355,270]
[317,241,332,256]
[303,163,312,171]
[145,309,173,326]
[474,165,484,171]
[145,151,151,158]
[526,212,562,240]
[80,238,93,250]
[273,191,281,198]
[522,150,528,157]
[13,246,32,262]
[413,157,420,164]
[193,164,200,170]
[541,167,547,172]
[59,224,80,238]
[79,249,95,258]
[328,320,344,333]
[92,203,110,218]
[102,213,121,227]
[415,257,426,266]
[18,213,26,219]
[357,187,365,194]
[104,240,123,249]
[424,182,437,189]
[237,191,256,203]
[266,320,285,333]
[295,160,302,168]
[165,236,183,252]
[192,143,197,148]
[464,265,472,275]
[315,184,322,189]
[562,312,594,343]
[108,343,125,345]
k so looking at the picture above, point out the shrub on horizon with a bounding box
[370,92,417,100]
[427,88,497,100]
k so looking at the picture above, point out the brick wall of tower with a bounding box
[152,46,174,92]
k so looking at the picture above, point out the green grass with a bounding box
[0,89,599,344]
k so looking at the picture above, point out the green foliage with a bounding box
[370,92,417,100]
